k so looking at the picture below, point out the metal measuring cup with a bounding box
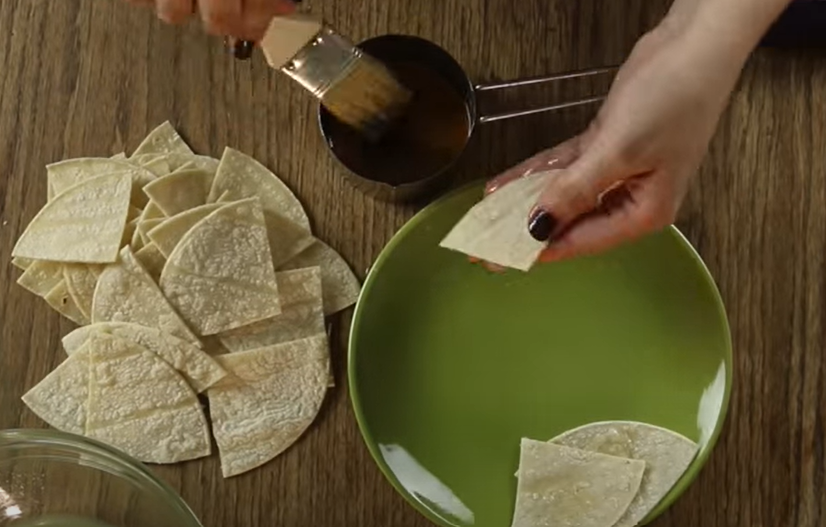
[317,34,617,203]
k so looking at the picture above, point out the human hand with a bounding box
[128,0,297,41]
[484,3,770,265]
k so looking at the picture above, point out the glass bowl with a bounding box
[0,429,203,527]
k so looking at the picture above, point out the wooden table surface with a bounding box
[1,1,825,526]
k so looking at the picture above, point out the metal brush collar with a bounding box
[282,27,361,98]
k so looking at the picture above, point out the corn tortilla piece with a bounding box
[550,421,699,527]
[131,121,193,157]
[110,152,127,160]
[63,264,104,320]
[129,222,144,251]
[219,267,324,353]
[44,280,89,325]
[137,218,164,245]
[511,439,645,527]
[11,257,33,270]
[133,243,166,282]
[207,334,330,477]
[92,246,200,346]
[13,173,131,263]
[208,147,310,231]
[17,260,65,297]
[127,206,142,222]
[21,345,91,434]
[159,197,282,336]
[278,239,361,316]
[140,201,166,221]
[143,169,214,217]
[439,171,553,272]
[63,322,226,392]
[262,210,315,268]
[131,153,219,175]
[85,333,211,464]
[46,158,156,207]
[147,203,224,258]
[137,156,172,177]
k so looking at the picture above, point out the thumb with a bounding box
[527,142,625,242]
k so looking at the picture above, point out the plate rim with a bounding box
[348,179,733,527]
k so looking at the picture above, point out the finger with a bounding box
[485,134,585,196]
[198,0,242,36]
[537,175,676,263]
[156,0,194,23]
[236,0,297,41]
[527,134,627,242]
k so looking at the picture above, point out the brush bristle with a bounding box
[320,56,413,141]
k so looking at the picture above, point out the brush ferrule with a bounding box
[281,27,361,98]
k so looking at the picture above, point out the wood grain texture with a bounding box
[1,1,824,526]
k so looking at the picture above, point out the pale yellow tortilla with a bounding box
[219,267,324,352]
[110,152,127,160]
[11,257,33,270]
[62,322,226,392]
[137,156,172,177]
[134,243,166,282]
[142,169,214,217]
[511,438,646,527]
[137,218,164,245]
[129,221,144,251]
[440,171,554,272]
[46,158,156,207]
[22,345,91,434]
[92,246,200,345]
[17,260,65,297]
[278,239,361,315]
[122,217,139,249]
[550,421,699,527]
[131,153,219,175]
[207,334,330,477]
[159,197,282,336]
[44,280,89,325]
[262,210,316,268]
[13,174,131,263]
[85,333,211,464]
[63,263,104,320]
[207,147,310,231]
[131,121,193,157]
[147,203,224,258]
[140,201,166,221]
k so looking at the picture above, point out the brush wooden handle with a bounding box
[259,14,324,70]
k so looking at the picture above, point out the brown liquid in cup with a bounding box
[323,60,471,186]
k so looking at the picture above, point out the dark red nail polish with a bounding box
[232,40,254,60]
[528,210,556,241]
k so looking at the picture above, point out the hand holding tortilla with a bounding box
[14,122,360,476]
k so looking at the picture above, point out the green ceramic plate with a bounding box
[349,182,732,527]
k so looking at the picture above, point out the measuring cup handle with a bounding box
[474,65,619,124]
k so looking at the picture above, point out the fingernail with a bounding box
[528,210,556,242]
[233,40,255,60]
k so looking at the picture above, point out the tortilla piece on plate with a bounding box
[137,156,172,177]
[551,421,699,527]
[143,169,214,217]
[147,203,224,258]
[63,263,104,319]
[44,280,89,325]
[160,197,281,335]
[134,243,166,282]
[11,257,33,270]
[137,218,164,245]
[131,121,193,157]
[278,239,360,315]
[129,222,144,251]
[219,267,324,352]
[13,173,131,263]
[21,345,91,434]
[207,334,330,477]
[131,153,219,175]
[46,158,155,207]
[511,438,646,527]
[140,201,166,221]
[92,246,200,346]
[17,260,65,297]
[85,333,211,464]
[62,322,226,392]
[440,171,554,272]
[208,147,310,231]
